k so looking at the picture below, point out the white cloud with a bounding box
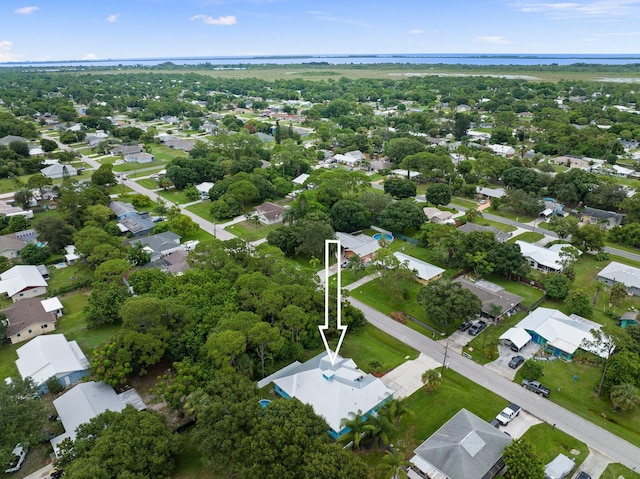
[106,13,120,23]
[512,0,640,18]
[408,29,424,35]
[306,11,372,28]
[82,53,98,60]
[0,40,20,62]
[190,14,237,25]
[14,6,38,15]
[473,35,511,44]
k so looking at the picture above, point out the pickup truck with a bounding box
[522,379,551,398]
[496,403,521,426]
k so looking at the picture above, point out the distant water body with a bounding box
[2,53,640,68]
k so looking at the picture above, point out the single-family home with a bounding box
[335,232,380,263]
[64,245,80,265]
[257,353,394,439]
[255,132,274,143]
[453,278,523,321]
[591,163,634,178]
[409,409,511,479]
[0,135,28,146]
[580,207,624,230]
[619,311,639,328]
[0,229,39,259]
[51,381,146,455]
[124,152,155,164]
[292,173,310,187]
[394,252,444,284]
[195,182,215,198]
[457,223,511,243]
[41,164,78,179]
[487,144,515,157]
[164,138,196,152]
[119,214,156,237]
[15,334,89,392]
[109,201,138,220]
[163,250,190,276]
[423,207,455,225]
[130,231,181,262]
[3,297,59,344]
[516,241,564,273]
[0,265,48,303]
[553,155,591,170]
[515,307,604,360]
[253,202,286,225]
[333,153,360,168]
[390,169,421,180]
[110,144,142,156]
[598,261,640,296]
[477,186,506,200]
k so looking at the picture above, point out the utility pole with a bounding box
[441,341,449,377]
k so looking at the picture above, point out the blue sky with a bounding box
[1,0,640,62]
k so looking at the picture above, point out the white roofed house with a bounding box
[15,334,89,393]
[423,207,455,225]
[258,353,394,439]
[124,152,155,164]
[394,252,444,285]
[41,163,78,179]
[335,231,381,263]
[195,182,215,198]
[0,265,48,303]
[598,261,640,296]
[516,241,563,273]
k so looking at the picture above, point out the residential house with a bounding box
[0,265,48,303]
[390,169,421,180]
[335,232,381,263]
[553,155,592,170]
[498,327,532,351]
[130,231,181,262]
[409,409,511,479]
[619,311,639,328]
[253,202,286,225]
[292,173,310,187]
[64,245,80,265]
[4,297,59,344]
[257,353,394,439]
[119,214,156,237]
[516,241,563,273]
[394,252,444,284]
[163,250,190,276]
[453,278,523,321]
[124,152,155,164]
[255,132,274,143]
[109,201,138,220]
[0,229,39,259]
[333,153,361,168]
[15,334,89,392]
[423,207,455,225]
[580,207,624,230]
[0,135,28,146]
[164,138,196,152]
[110,144,142,156]
[457,223,511,243]
[195,182,214,198]
[591,163,634,178]
[41,163,78,179]
[51,381,146,455]
[85,131,108,147]
[515,307,604,360]
[477,186,506,200]
[487,144,515,157]
[598,261,640,296]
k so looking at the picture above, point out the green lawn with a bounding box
[450,197,480,209]
[225,220,279,242]
[157,189,191,205]
[362,370,509,478]
[111,161,168,173]
[105,184,134,195]
[516,358,640,448]
[521,423,588,467]
[147,144,189,162]
[340,323,419,373]
[47,262,94,293]
[492,208,537,223]
[136,178,159,189]
[181,227,215,243]
[484,275,545,308]
[508,231,545,243]
[185,201,214,221]
[0,342,20,380]
[128,167,166,179]
[601,463,640,479]
[474,217,518,233]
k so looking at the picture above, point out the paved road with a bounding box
[449,203,640,262]
[347,295,640,471]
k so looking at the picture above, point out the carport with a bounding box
[499,327,531,351]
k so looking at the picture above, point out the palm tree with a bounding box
[378,398,410,427]
[380,448,411,479]
[339,410,368,450]
[422,369,442,393]
[366,410,394,449]
[611,383,640,411]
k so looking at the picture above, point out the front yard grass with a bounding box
[450,196,479,209]
[225,220,279,242]
[483,275,545,308]
[340,323,419,373]
[521,423,588,467]
[157,188,191,205]
[516,358,640,448]
[474,217,518,233]
[601,463,640,479]
[185,201,213,221]
[508,231,545,243]
[136,178,159,189]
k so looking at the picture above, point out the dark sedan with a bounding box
[508,355,525,369]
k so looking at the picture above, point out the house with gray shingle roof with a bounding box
[409,409,511,479]
[598,261,640,296]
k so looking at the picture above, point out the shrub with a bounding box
[45,376,65,394]
[520,359,543,380]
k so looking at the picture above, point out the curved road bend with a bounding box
[348,296,640,471]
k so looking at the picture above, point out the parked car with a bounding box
[508,355,525,369]
[468,320,487,336]
[522,379,551,398]
[575,472,591,479]
[5,444,28,473]
[496,403,521,426]
[510,343,520,352]
[459,320,472,331]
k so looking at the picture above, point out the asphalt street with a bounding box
[347,296,640,471]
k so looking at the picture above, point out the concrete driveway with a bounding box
[380,353,441,399]
[486,341,541,380]
[571,448,611,479]
[501,409,542,438]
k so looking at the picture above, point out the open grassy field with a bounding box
[509,231,545,243]
[135,178,159,189]
[225,219,279,242]
[156,188,191,205]
[185,200,214,221]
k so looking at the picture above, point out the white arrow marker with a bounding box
[319,239,347,366]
